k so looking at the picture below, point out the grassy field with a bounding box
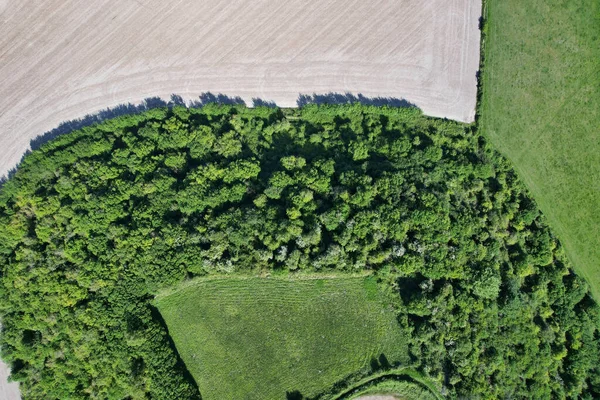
[480,0,600,298]
[155,275,409,400]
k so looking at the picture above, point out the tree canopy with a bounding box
[0,104,598,399]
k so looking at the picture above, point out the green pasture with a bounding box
[480,0,600,297]
[155,275,409,400]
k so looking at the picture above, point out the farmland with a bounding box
[1,0,600,397]
[480,0,600,299]
[0,0,481,178]
[155,276,409,399]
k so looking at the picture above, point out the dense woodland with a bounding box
[0,104,599,399]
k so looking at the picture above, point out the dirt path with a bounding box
[355,396,401,400]
[0,0,481,178]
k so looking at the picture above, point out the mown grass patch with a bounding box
[155,275,410,400]
[480,0,600,298]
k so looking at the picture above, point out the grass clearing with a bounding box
[480,0,600,298]
[154,275,409,400]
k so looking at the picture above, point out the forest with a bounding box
[0,104,599,399]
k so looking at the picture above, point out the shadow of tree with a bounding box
[0,157,25,186]
[26,92,417,157]
[370,353,393,372]
[297,92,418,108]
[28,92,249,154]
[0,92,241,187]
[252,98,278,108]
[286,389,304,400]
[379,353,391,369]
[192,92,246,107]
[0,91,421,188]
[29,96,169,152]
[149,305,203,399]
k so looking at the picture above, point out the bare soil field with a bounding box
[0,0,481,178]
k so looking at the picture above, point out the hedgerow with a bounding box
[0,104,598,399]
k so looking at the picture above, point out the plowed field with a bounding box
[0,0,481,177]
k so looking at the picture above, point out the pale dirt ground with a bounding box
[0,363,19,400]
[0,323,19,400]
[0,0,481,397]
[355,395,401,400]
[0,0,481,178]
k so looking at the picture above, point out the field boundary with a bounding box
[474,0,488,123]
[477,0,600,300]
[314,367,442,400]
[1,99,426,185]
[153,270,374,300]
